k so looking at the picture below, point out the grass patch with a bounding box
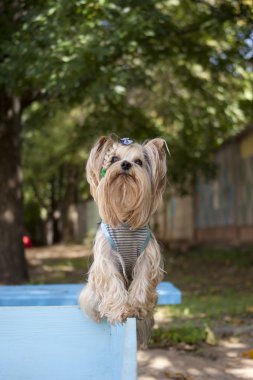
[43,257,91,271]
[189,247,253,268]
[150,324,206,348]
[29,257,91,284]
[158,293,253,322]
[151,247,253,347]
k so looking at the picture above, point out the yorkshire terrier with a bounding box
[79,136,167,326]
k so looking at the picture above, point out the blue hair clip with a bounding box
[120,137,134,145]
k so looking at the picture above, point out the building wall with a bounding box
[195,130,253,245]
[151,196,194,244]
[74,200,100,242]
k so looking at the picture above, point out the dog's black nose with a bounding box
[121,160,132,171]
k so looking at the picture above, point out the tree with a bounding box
[0,0,252,282]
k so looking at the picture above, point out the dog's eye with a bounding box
[111,156,119,164]
[134,159,143,166]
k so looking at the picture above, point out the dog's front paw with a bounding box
[127,304,154,320]
[106,307,129,325]
[91,310,103,323]
[117,305,143,320]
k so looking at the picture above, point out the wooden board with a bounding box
[0,282,181,380]
[0,307,136,380]
[0,282,181,307]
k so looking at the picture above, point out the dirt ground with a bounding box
[26,244,253,380]
[138,335,253,380]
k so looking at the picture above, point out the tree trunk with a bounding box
[62,165,80,243]
[0,91,28,284]
[49,176,62,244]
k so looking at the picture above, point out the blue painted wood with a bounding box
[157,282,181,305]
[111,318,137,380]
[0,282,181,380]
[0,306,136,380]
[0,281,181,307]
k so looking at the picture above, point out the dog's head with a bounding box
[86,136,167,228]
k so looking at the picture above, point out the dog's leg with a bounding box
[127,236,163,319]
[79,284,101,322]
[79,229,129,324]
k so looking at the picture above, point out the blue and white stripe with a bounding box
[101,221,150,281]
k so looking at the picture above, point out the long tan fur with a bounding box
[79,136,167,327]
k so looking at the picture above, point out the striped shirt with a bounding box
[101,221,150,281]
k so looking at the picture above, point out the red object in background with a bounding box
[23,235,32,248]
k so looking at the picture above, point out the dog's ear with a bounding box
[86,136,114,199]
[144,138,167,211]
[146,138,165,152]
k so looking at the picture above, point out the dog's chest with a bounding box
[101,222,150,280]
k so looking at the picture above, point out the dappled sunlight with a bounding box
[204,367,221,375]
[188,367,202,375]
[42,264,73,272]
[227,351,243,358]
[7,178,17,189]
[227,367,253,379]
[2,209,14,224]
[155,305,196,323]
[149,354,172,369]
[138,341,253,379]
[25,244,91,262]
[26,244,91,284]
[221,338,247,350]
[154,307,174,324]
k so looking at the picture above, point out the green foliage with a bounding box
[1,1,252,214]
[150,324,206,347]
[23,105,89,211]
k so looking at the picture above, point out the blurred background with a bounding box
[0,1,253,379]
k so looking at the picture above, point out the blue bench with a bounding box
[0,282,181,380]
